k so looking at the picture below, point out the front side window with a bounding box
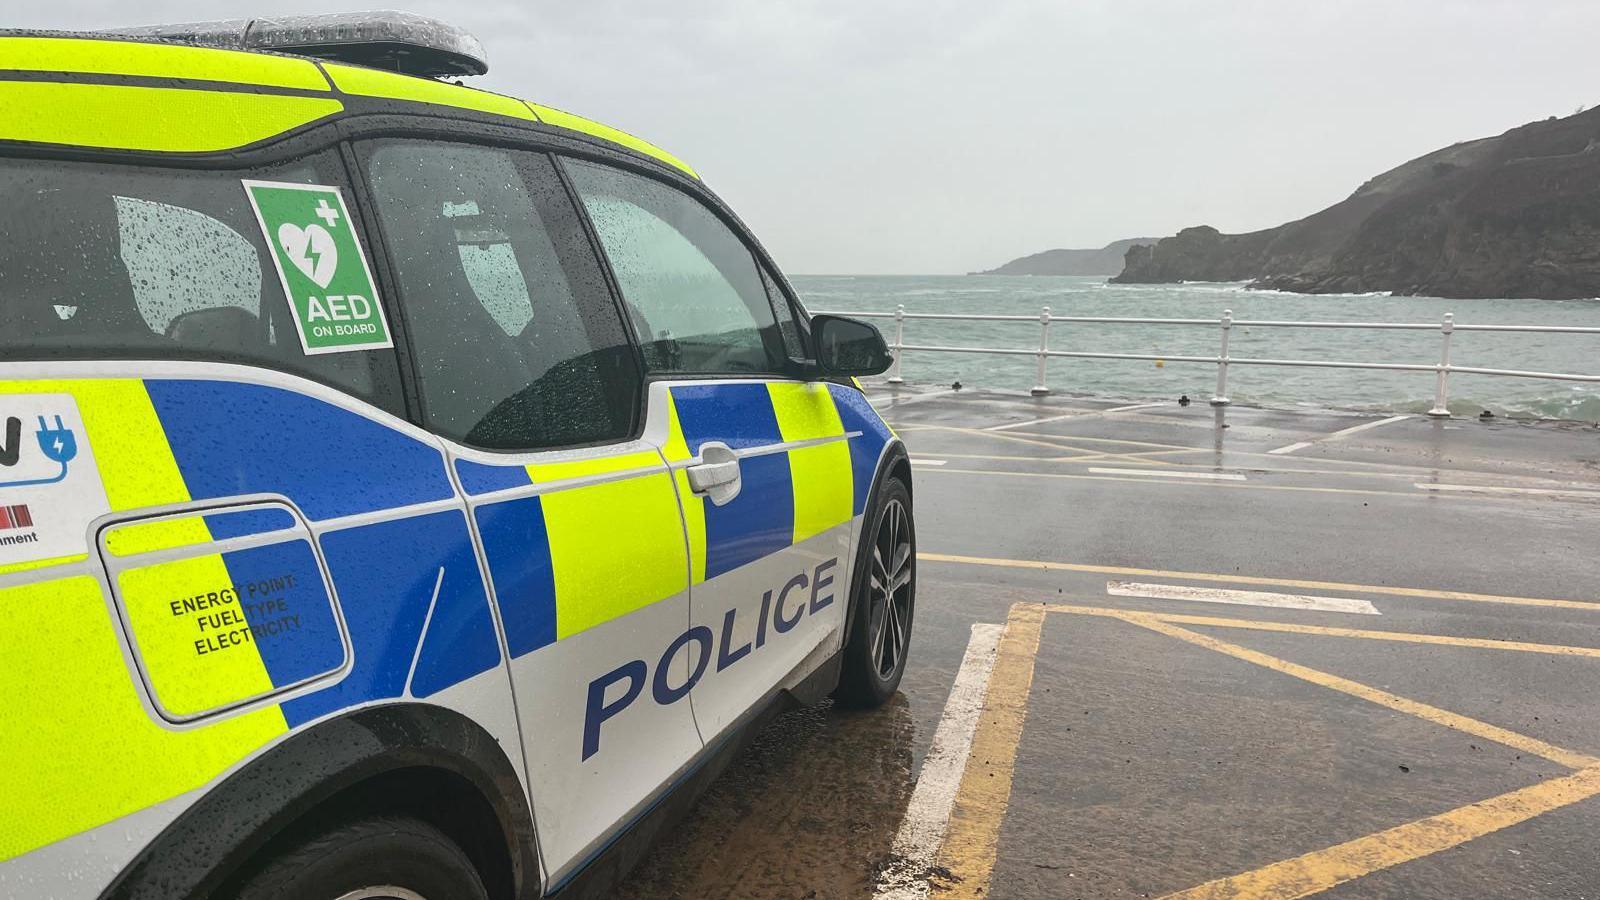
[564,160,791,376]
[0,153,402,409]
[362,141,639,450]
[761,265,808,361]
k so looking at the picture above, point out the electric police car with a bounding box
[0,14,915,899]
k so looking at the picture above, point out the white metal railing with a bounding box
[817,305,1600,417]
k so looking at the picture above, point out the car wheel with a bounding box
[834,475,915,708]
[231,815,488,900]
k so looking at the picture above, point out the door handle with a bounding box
[685,442,741,506]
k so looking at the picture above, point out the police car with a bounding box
[0,13,915,899]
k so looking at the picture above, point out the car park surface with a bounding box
[614,385,1600,899]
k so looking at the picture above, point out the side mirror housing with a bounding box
[811,314,893,377]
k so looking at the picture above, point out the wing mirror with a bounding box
[811,314,893,377]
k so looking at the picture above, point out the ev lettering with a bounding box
[581,557,839,761]
[0,417,19,467]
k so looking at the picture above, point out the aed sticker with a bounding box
[0,394,110,566]
[242,180,393,355]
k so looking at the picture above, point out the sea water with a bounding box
[793,274,1600,422]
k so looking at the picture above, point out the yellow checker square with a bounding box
[117,553,279,719]
[528,449,662,483]
[526,102,698,178]
[0,82,343,153]
[542,471,689,638]
[768,383,853,543]
[327,63,535,120]
[0,575,286,862]
[103,515,213,559]
[0,37,331,91]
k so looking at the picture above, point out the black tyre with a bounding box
[231,815,488,900]
[834,476,915,707]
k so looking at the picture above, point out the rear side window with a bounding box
[0,154,402,411]
[361,140,640,450]
[564,160,792,376]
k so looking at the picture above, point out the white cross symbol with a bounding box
[314,198,341,228]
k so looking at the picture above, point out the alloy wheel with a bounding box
[866,497,913,680]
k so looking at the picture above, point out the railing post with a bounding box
[1210,308,1233,406]
[887,303,905,385]
[1031,305,1052,396]
[1428,312,1454,417]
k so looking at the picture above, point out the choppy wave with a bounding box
[795,274,1600,423]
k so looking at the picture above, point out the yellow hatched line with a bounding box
[934,603,1046,899]
[1120,613,1600,770]
[1160,764,1600,899]
[1040,603,1600,659]
[934,600,1600,899]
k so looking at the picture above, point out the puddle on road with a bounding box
[616,695,917,900]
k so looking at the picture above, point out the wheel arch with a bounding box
[100,703,539,900]
[841,437,912,651]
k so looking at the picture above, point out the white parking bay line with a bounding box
[910,458,948,467]
[869,388,960,408]
[1416,483,1600,499]
[873,623,1004,900]
[1268,414,1410,455]
[1087,467,1246,481]
[1107,580,1381,615]
[985,401,1163,432]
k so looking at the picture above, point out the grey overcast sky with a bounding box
[16,1,1600,273]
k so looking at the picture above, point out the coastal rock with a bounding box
[978,238,1161,276]
[1112,107,1600,299]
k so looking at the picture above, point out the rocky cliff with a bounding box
[1112,106,1600,299]
[978,238,1161,276]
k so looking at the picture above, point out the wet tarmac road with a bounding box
[614,387,1600,899]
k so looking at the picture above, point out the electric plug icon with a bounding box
[36,415,77,465]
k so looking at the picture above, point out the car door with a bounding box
[356,138,700,888]
[564,159,858,742]
[0,144,518,872]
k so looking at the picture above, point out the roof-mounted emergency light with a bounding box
[103,10,488,77]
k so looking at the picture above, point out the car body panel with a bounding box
[0,34,904,897]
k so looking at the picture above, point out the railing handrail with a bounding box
[819,308,1600,335]
[815,304,1600,415]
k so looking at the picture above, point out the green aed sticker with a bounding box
[243,180,393,354]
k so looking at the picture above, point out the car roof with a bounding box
[0,32,698,178]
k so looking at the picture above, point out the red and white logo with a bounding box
[0,504,33,531]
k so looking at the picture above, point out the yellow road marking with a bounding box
[931,598,1600,899]
[921,552,1600,612]
[1154,611,1600,657]
[1040,603,1600,658]
[1123,613,1600,769]
[930,597,1600,899]
[1159,764,1600,899]
[936,602,1045,899]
